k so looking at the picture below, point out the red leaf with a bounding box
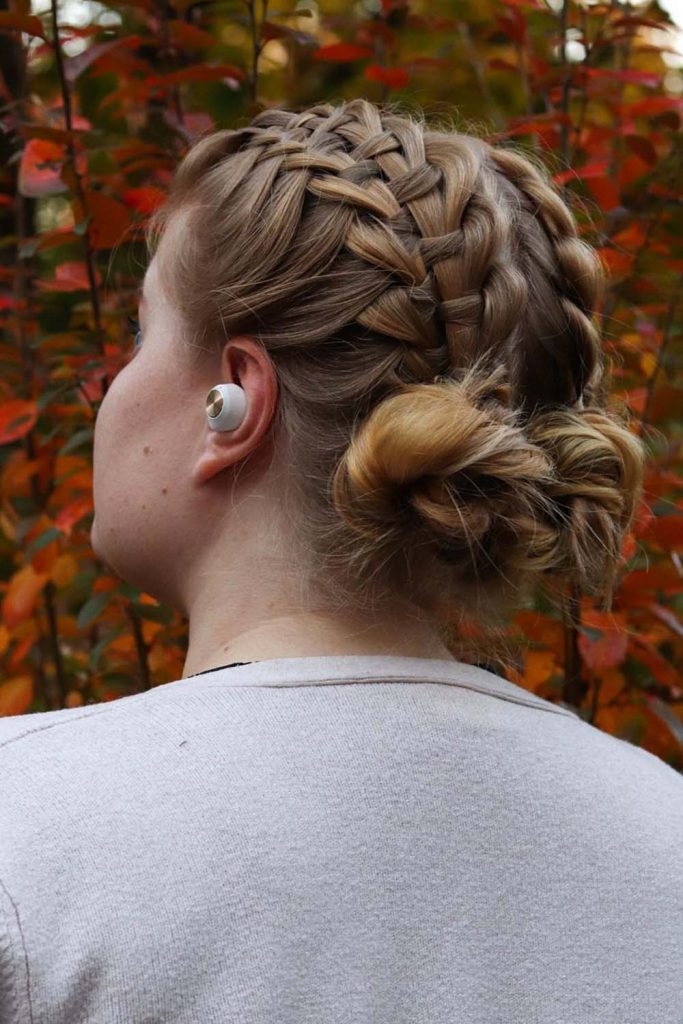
[63,39,124,84]
[598,247,635,276]
[167,21,216,50]
[121,187,167,215]
[579,629,628,671]
[163,63,245,84]
[500,0,545,8]
[312,43,373,62]
[35,261,102,293]
[55,496,94,537]
[630,638,681,688]
[626,96,682,117]
[364,64,409,88]
[82,191,132,250]
[0,401,38,445]
[585,67,661,88]
[619,564,682,605]
[488,58,518,72]
[640,513,683,550]
[633,499,655,538]
[0,12,46,40]
[621,154,652,189]
[493,8,527,44]
[585,175,622,213]
[579,611,629,672]
[626,135,659,166]
[553,159,610,186]
[18,139,68,199]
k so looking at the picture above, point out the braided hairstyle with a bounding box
[145,99,646,659]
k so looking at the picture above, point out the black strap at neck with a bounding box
[189,661,253,678]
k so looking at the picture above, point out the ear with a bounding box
[190,337,278,487]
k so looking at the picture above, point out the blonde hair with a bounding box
[145,99,646,666]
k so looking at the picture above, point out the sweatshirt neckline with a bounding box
[171,654,580,721]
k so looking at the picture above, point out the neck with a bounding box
[181,607,456,679]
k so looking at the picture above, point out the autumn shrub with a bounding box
[0,0,680,768]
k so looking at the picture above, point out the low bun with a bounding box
[332,361,559,599]
[525,402,646,608]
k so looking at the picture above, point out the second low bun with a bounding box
[525,401,645,608]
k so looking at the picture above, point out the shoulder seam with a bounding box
[0,704,116,751]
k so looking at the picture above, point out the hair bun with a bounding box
[331,361,558,590]
[525,402,646,606]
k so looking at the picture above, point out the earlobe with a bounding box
[191,430,248,486]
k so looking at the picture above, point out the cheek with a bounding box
[93,365,150,498]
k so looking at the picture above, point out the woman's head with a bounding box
[92,98,646,669]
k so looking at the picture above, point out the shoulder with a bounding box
[0,684,179,777]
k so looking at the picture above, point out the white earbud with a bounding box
[205,384,247,432]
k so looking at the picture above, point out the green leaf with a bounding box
[59,427,94,455]
[73,217,91,236]
[135,602,174,624]
[77,591,111,630]
[18,237,41,259]
[118,581,142,601]
[89,626,125,671]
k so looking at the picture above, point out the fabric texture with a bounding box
[0,653,681,1024]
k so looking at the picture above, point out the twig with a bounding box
[637,279,681,437]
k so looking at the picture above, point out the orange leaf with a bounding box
[0,400,38,445]
[0,677,34,717]
[7,633,33,672]
[2,565,49,630]
[50,554,79,588]
[523,649,556,690]
[0,623,8,656]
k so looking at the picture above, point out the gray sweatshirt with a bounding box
[0,654,681,1024]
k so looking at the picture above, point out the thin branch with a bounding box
[638,280,682,437]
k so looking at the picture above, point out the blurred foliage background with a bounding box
[0,0,682,769]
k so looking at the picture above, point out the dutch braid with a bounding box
[145,99,646,652]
